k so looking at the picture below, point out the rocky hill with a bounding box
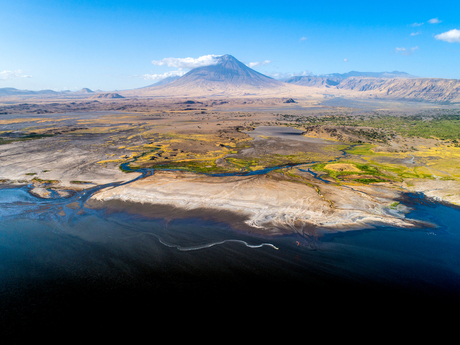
[90,92,125,99]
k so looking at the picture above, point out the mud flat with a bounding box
[89,170,423,235]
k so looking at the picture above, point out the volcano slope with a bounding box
[122,54,316,98]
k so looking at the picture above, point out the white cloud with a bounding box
[344,58,348,62]
[435,29,460,43]
[151,54,221,69]
[247,60,271,68]
[428,18,442,24]
[395,46,419,55]
[410,22,424,27]
[299,37,307,42]
[141,70,186,81]
[0,70,32,80]
[410,32,420,36]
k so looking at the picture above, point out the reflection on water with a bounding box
[1,185,460,333]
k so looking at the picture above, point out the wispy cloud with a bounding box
[141,70,186,81]
[410,22,424,27]
[299,37,307,42]
[247,60,271,68]
[428,18,442,24]
[151,54,221,69]
[0,70,31,80]
[267,70,312,80]
[435,29,460,43]
[395,46,419,55]
[343,58,348,62]
[410,32,421,36]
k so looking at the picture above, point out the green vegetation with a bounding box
[311,161,393,183]
[344,144,376,155]
[389,202,400,209]
[282,112,460,141]
[32,177,59,184]
[353,178,386,184]
[0,133,54,145]
[152,160,230,174]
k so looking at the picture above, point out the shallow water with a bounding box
[1,185,460,334]
[246,125,327,143]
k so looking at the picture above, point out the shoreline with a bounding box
[88,170,429,235]
[85,198,265,235]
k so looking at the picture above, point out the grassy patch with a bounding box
[353,178,386,184]
[345,144,376,155]
[389,201,400,209]
[312,160,393,183]
[32,177,59,184]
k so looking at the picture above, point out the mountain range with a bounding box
[283,71,417,88]
[1,54,459,103]
[0,87,95,98]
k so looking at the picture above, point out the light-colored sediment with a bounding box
[90,170,420,234]
[0,134,141,188]
[404,179,460,206]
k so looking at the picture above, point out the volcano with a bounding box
[126,54,302,97]
[170,54,283,88]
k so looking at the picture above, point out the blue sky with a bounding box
[1,0,459,90]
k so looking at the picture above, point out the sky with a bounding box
[1,0,459,91]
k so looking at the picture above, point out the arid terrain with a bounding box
[1,93,460,235]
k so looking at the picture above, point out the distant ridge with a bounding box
[284,76,341,88]
[322,71,418,79]
[0,87,58,97]
[336,77,460,103]
[284,71,418,88]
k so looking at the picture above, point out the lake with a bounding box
[1,184,460,335]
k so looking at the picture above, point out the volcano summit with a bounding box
[171,54,283,88]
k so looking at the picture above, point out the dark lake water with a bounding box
[1,185,460,335]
